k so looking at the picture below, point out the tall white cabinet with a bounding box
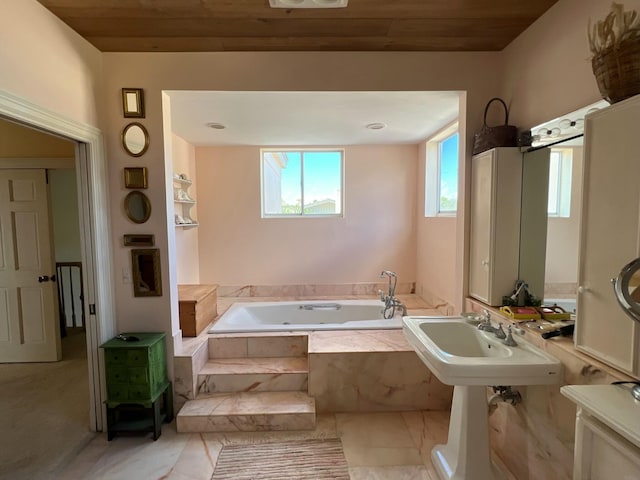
[576,95,640,376]
[468,148,523,306]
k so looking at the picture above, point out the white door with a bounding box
[0,169,60,362]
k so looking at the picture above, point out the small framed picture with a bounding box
[123,234,155,247]
[122,88,145,118]
[124,167,148,189]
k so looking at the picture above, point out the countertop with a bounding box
[561,384,640,448]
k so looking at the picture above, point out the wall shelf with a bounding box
[173,174,197,227]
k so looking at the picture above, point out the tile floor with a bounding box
[56,410,450,480]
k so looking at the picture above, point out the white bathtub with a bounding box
[544,298,577,313]
[209,299,401,333]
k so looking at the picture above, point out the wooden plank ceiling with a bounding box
[36,0,559,52]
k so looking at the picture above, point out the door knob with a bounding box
[37,275,56,283]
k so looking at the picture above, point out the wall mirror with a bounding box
[519,99,608,308]
[122,122,149,157]
[131,248,162,297]
[124,190,151,224]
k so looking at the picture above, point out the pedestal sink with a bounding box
[403,316,562,480]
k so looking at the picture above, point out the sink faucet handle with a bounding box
[504,324,518,346]
[495,323,507,339]
[482,309,491,322]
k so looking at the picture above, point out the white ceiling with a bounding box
[167,91,460,147]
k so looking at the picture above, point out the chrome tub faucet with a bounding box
[379,270,407,318]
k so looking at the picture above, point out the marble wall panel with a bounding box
[309,352,452,413]
[217,282,416,298]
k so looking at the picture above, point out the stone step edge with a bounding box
[198,356,309,376]
[178,391,316,416]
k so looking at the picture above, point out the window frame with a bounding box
[425,122,459,217]
[260,148,345,218]
[547,147,573,218]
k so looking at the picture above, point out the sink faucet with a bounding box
[477,309,507,339]
[477,309,496,332]
[478,309,519,345]
[379,270,407,319]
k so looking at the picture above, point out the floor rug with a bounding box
[211,438,350,479]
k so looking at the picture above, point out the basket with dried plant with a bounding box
[589,3,640,103]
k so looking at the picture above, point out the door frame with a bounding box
[0,89,116,431]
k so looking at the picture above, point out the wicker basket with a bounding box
[592,38,640,104]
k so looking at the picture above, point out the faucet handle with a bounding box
[482,309,491,322]
[495,323,507,339]
[504,324,518,346]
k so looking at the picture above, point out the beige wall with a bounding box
[0,0,102,128]
[0,119,75,157]
[102,51,503,329]
[545,146,584,286]
[195,145,417,285]
[50,169,82,263]
[501,0,640,129]
[3,0,636,341]
[494,2,640,479]
[172,134,200,285]
[415,141,458,308]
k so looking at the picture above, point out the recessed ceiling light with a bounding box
[269,0,348,8]
[366,122,386,130]
[206,122,226,130]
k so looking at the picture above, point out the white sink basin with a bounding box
[403,316,563,480]
[403,316,562,386]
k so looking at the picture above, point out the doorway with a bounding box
[0,89,117,436]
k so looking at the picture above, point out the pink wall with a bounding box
[195,145,417,285]
[415,141,458,309]
[172,134,200,285]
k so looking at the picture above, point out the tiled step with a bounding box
[208,334,308,359]
[176,391,316,433]
[198,357,309,393]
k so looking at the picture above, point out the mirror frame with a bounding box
[131,248,162,297]
[124,190,151,224]
[121,122,149,157]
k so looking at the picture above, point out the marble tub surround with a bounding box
[56,411,467,480]
[307,329,452,413]
[173,294,439,412]
[466,297,637,480]
[216,282,416,298]
[310,351,452,413]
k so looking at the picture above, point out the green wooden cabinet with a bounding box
[100,332,173,440]
[101,332,167,406]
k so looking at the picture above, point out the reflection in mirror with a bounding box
[122,122,149,157]
[523,100,608,311]
[613,257,640,323]
[131,248,162,297]
[124,190,151,224]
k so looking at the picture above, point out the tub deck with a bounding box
[177,294,443,356]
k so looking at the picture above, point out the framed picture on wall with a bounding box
[122,88,145,118]
[123,234,155,247]
[124,167,148,189]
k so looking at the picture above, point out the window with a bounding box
[548,148,572,217]
[261,149,343,217]
[425,123,459,216]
